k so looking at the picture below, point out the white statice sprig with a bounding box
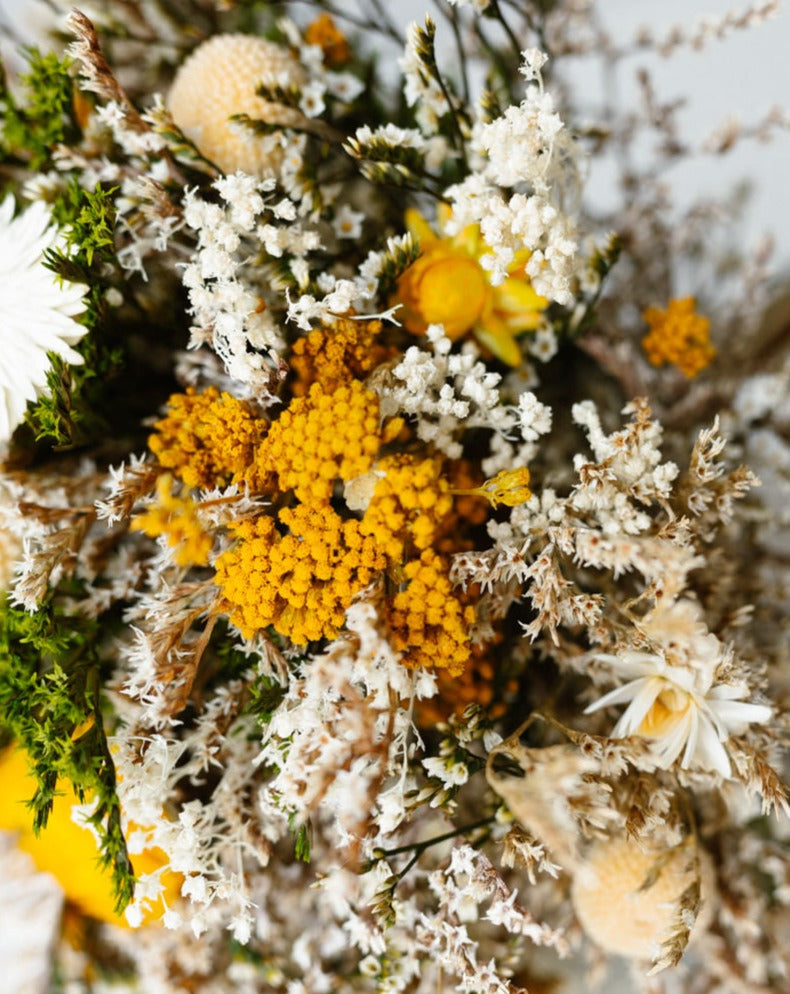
[181,173,320,388]
[440,49,582,305]
[378,325,552,460]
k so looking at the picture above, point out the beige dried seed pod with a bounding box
[167,34,306,176]
[571,836,710,960]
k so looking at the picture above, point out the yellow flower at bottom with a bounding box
[642,297,715,377]
[0,748,178,926]
[388,548,475,676]
[394,208,547,366]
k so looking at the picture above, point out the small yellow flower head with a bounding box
[149,387,265,490]
[290,317,391,396]
[453,466,531,508]
[571,836,703,960]
[394,208,547,366]
[167,34,306,175]
[388,548,475,676]
[215,506,388,643]
[360,456,454,562]
[304,13,351,66]
[642,297,715,378]
[131,474,213,568]
[249,380,382,503]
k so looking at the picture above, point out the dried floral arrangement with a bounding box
[0,2,788,992]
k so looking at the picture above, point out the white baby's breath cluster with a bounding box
[443,51,582,304]
[181,173,310,390]
[378,325,553,461]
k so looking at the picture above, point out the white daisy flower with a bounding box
[585,650,772,778]
[0,195,87,442]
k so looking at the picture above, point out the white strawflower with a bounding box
[0,196,87,442]
[585,649,772,778]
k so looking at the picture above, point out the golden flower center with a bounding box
[417,255,489,339]
[638,684,689,739]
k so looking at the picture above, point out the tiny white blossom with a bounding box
[333,204,364,240]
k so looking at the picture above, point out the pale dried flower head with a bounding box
[167,34,307,176]
[571,836,708,960]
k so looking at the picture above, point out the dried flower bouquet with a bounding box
[0,2,788,993]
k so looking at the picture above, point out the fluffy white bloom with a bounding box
[0,196,87,442]
[585,649,772,778]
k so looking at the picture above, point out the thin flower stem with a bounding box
[432,0,472,106]
[363,0,405,47]
[488,0,524,64]
[375,815,496,859]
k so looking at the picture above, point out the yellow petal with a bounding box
[474,320,523,367]
[404,207,437,246]
[0,747,179,926]
[495,277,548,323]
[452,223,481,258]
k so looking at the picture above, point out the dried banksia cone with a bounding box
[571,836,709,960]
[167,34,306,176]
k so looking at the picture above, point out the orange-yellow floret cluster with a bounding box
[131,475,213,567]
[150,387,265,489]
[361,456,453,560]
[416,639,514,725]
[144,381,480,672]
[388,549,476,676]
[290,318,390,396]
[642,297,715,378]
[215,505,388,643]
[303,12,350,66]
[248,381,382,501]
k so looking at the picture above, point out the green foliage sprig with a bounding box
[27,181,124,448]
[0,598,134,913]
[0,49,78,168]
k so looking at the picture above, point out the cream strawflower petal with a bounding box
[611,678,664,737]
[694,711,732,778]
[0,196,87,442]
[584,677,648,715]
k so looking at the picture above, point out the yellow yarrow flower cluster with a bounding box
[290,317,390,396]
[247,380,383,501]
[131,474,213,568]
[360,456,453,560]
[146,381,477,670]
[303,12,351,66]
[642,297,715,378]
[388,549,476,677]
[149,387,265,489]
[215,507,388,644]
[394,207,548,366]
